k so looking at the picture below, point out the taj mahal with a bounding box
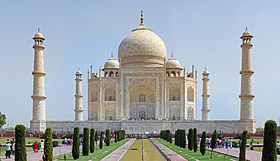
[30,11,256,134]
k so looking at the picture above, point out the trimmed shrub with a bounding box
[239,130,247,161]
[44,127,53,161]
[200,131,206,155]
[210,130,217,158]
[188,128,193,151]
[100,132,103,149]
[262,120,277,161]
[95,130,98,150]
[105,129,111,146]
[169,132,172,144]
[15,124,27,161]
[181,129,186,149]
[193,128,197,153]
[83,128,89,156]
[52,141,58,147]
[72,127,80,160]
[90,128,95,153]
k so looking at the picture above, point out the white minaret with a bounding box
[74,69,83,121]
[240,27,254,120]
[30,29,46,131]
[201,68,210,120]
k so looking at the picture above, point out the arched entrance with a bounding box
[129,84,155,120]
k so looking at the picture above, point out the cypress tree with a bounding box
[15,124,27,161]
[83,128,89,156]
[200,131,206,155]
[262,120,277,161]
[193,128,197,153]
[105,129,111,146]
[72,127,79,160]
[188,128,193,151]
[169,132,172,144]
[182,129,186,149]
[175,130,178,146]
[90,128,95,153]
[95,131,98,150]
[210,130,217,158]
[44,127,53,161]
[239,130,247,161]
[100,131,103,149]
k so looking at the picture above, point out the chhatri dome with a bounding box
[166,54,181,69]
[33,28,45,40]
[118,11,167,68]
[104,55,120,69]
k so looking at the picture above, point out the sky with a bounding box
[0,0,280,128]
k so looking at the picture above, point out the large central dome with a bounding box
[118,15,166,68]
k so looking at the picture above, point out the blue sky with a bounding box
[0,0,279,128]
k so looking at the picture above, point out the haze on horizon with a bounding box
[1,0,280,129]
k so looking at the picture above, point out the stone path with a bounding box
[0,145,72,161]
[207,147,280,161]
[150,138,188,161]
[100,138,135,161]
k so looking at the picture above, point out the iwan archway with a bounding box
[129,83,155,120]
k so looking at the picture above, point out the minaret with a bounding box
[240,28,254,120]
[201,68,210,120]
[74,69,83,121]
[30,29,46,131]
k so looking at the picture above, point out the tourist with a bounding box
[33,141,39,152]
[250,139,254,150]
[11,141,15,155]
[40,140,44,152]
[229,138,232,148]
[64,137,68,146]
[277,141,280,155]
[226,139,229,149]
[221,140,224,148]
[5,141,11,159]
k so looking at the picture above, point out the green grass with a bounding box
[55,139,129,161]
[156,138,238,161]
[0,138,63,156]
[232,138,280,145]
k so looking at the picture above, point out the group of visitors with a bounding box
[202,137,233,149]
[3,139,15,159]
[64,137,73,146]
[33,140,44,152]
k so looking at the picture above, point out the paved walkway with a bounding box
[0,145,72,161]
[100,138,135,161]
[208,147,280,161]
[150,138,188,161]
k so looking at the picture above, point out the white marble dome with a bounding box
[33,32,45,39]
[118,23,167,68]
[166,57,181,69]
[104,57,119,69]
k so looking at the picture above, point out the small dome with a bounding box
[242,30,251,36]
[166,57,181,69]
[202,68,209,76]
[76,69,82,75]
[33,32,45,39]
[104,57,119,69]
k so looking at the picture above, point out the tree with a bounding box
[182,129,186,149]
[105,129,111,146]
[83,128,89,156]
[193,128,197,153]
[99,131,103,149]
[210,130,217,158]
[200,131,206,155]
[239,130,247,161]
[0,112,6,128]
[169,132,172,144]
[188,128,193,151]
[44,127,53,161]
[15,124,27,161]
[95,131,98,150]
[90,128,95,153]
[262,120,277,161]
[72,127,80,160]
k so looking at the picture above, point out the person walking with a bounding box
[5,141,11,159]
[33,141,38,152]
[229,138,232,148]
[40,140,44,152]
[250,139,254,150]
[226,139,229,149]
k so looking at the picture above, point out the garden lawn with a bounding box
[55,138,129,161]
[0,138,63,156]
[156,138,237,161]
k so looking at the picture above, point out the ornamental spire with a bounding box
[140,10,144,24]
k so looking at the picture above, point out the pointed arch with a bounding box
[105,86,116,101]
[187,106,194,120]
[169,86,180,101]
[187,86,194,102]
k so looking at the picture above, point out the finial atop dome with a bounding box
[140,10,144,24]
[171,53,174,58]
[241,26,253,39]
[111,52,113,58]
